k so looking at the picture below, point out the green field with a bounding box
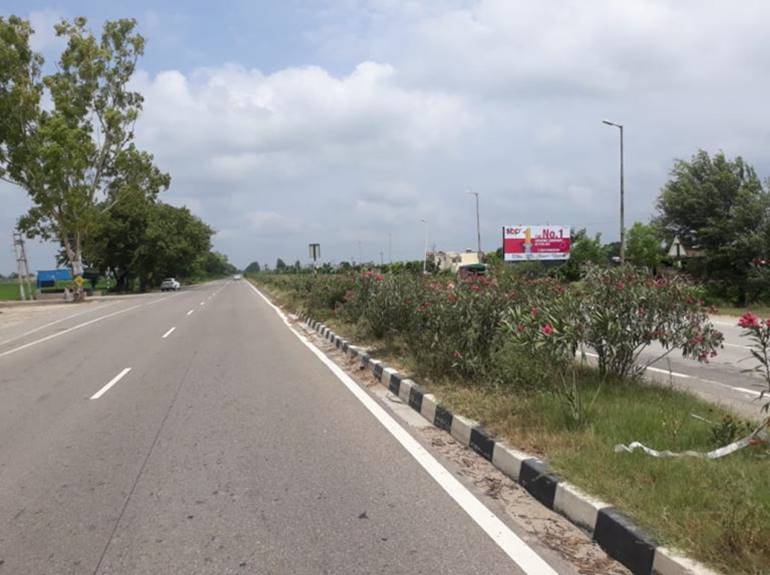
[0,282,23,300]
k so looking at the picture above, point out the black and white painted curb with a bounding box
[302,315,721,575]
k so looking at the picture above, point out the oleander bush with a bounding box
[254,265,723,383]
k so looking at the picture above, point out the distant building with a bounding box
[429,249,481,273]
[667,236,703,260]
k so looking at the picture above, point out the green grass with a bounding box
[0,282,22,300]
[429,377,769,574]
[253,276,770,574]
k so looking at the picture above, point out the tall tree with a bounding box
[84,149,170,290]
[275,258,287,271]
[0,16,166,299]
[656,150,770,303]
[244,261,261,274]
[559,229,608,281]
[625,222,663,271]
[133,203,213,290]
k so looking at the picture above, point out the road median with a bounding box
[252,274,769,575]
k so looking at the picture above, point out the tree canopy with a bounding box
[656,150,770,303]
[0,16,167,298]
[625,222,663,270]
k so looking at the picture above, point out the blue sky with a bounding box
[2,1,770,273]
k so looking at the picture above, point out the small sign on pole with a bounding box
[309,243,321,268]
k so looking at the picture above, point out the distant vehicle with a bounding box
[458,263,487,279]
[233,274,242,280]
[160,278,181,291]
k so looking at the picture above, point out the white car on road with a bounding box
[160,278,181,291]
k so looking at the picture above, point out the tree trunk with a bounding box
[63,236,85,302]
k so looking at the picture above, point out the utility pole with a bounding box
[467,190,481,259]
[602,119,625,263]
[388,232,392,264]
[421,219,429,274]
[12,231,33,301]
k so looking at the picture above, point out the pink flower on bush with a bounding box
[531,307,539,318]
[516,324,525,333]
[738,312,761,329]
[541,324,554,335]
[617,281,626,289]
[453,350,463,359]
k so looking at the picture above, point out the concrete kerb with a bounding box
[652,547,723,575]
[450,414,477,447]
[301,316,721,575]
[554,482,611,533]
[397,378,415,403]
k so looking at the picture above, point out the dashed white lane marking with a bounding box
[246,281,558,575]
[162,327,176,339]
[187,310,194,316]
[199,302,205,306]
[90,368,132,400]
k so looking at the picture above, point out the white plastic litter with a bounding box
[615,419,768,459]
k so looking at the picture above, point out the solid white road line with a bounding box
[0,295,174,361]
[646,365,692,378]
[0,303,144,360]
[162,327,176,339]
[246,281,558,575]
[90,368,132,400]
[0,301,118,348]
[733,386,763,396]
[187,309,194,316]
[584,351,765,398]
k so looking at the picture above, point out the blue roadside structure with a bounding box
[36,269,72,289]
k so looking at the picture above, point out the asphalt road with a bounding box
[0,281,562,575]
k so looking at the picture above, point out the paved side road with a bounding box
[0,280,590,574]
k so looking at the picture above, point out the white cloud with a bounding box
[4,0,770,272]
[245,211,303,235]
[28,10,64,53]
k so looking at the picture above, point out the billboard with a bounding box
[503,225,571,261]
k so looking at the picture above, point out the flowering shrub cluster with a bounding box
[259,265,723,383]
[505,266,723,378]
[737,311,770,414]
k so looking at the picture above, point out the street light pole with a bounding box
[602,119,625,263]
[467,190,481,259]
[421,219,428,274]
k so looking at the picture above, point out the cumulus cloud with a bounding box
[3,0,770,272]
[128,60,473,265]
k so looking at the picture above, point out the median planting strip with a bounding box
[301,314,722,575]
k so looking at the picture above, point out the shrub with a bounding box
[501,266,723,379]
[402,276,508,378]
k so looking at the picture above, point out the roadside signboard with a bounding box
[502,225,571,261]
